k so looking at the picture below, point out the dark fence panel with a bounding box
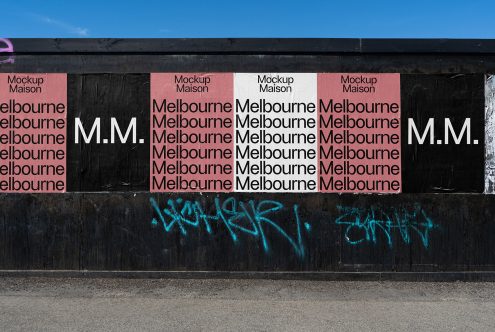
[0,39,494,273]
[0,193,494,272]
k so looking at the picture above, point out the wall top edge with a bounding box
[3,38,495,55]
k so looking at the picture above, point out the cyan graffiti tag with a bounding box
[0,39,14,64]
[335,204,437,248]
[150,197,311,258]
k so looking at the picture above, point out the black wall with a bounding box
[0,39,494,272]
[1,193,495,272]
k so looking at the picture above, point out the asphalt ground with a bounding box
[1,277,495,331]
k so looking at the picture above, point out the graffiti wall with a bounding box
[0,38,494,272]
[2,193,495,271]
[0,38,14,64]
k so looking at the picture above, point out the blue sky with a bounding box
[1,0,494,38]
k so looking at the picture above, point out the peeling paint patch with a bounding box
[485,75,495,193]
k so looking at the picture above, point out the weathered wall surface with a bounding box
[1,193,495,272]
[0,39,494,272]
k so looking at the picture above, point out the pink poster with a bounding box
[318,73,401,193]
[0,73,67,193]
[150,73,234,192]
